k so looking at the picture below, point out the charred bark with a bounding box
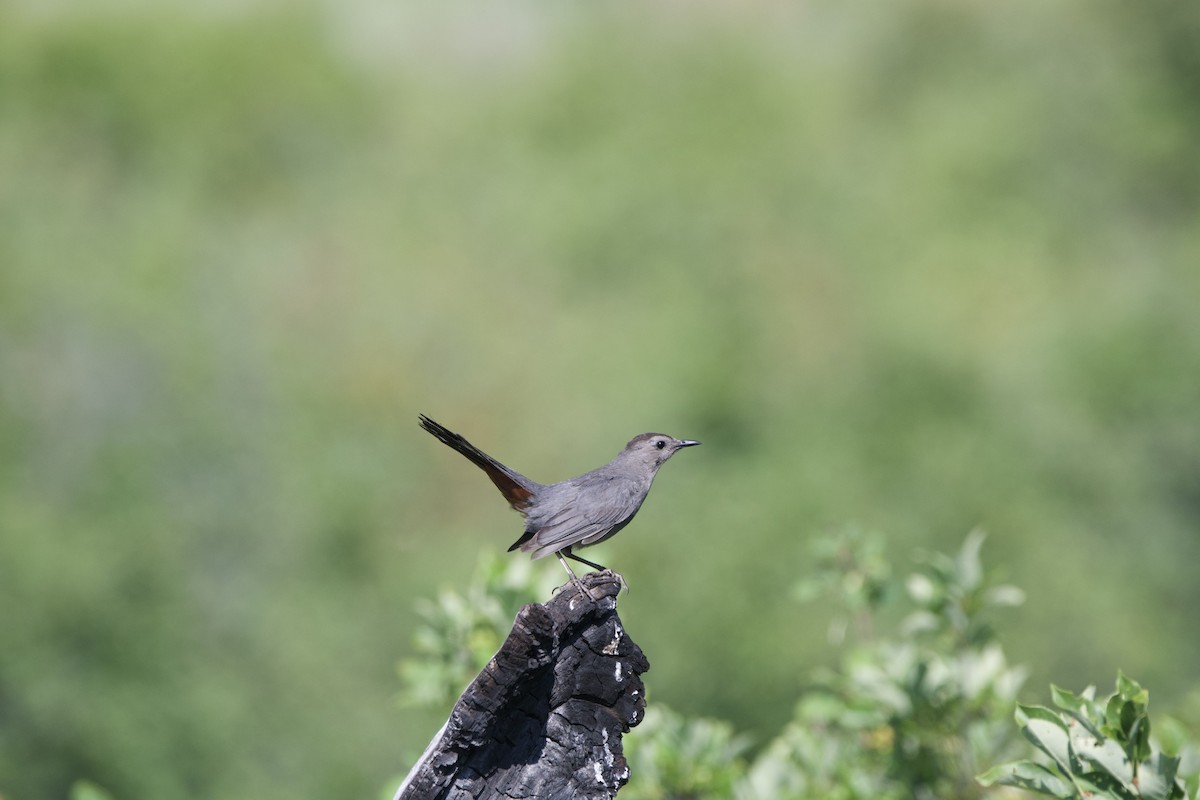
[395,571,649,800]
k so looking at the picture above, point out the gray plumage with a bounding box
[418,415,700,578]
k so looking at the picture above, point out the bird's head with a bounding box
[620,432,702,471]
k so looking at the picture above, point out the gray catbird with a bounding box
[419,414,700,589]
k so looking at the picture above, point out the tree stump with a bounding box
[394,571,650,800]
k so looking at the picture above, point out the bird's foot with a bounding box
[599,568,628,593]
[550,573,595,601]
[552,570,626,602]
[584,568,627,596]
[570,574,595,601]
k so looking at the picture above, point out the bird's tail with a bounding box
[418,415,538,511]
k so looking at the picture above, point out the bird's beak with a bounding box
[678,439,702,448]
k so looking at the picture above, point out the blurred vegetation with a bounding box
[2,1,1199,798]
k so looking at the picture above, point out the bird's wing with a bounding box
[521,475,645,559]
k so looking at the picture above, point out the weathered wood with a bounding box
[395,571,649,800]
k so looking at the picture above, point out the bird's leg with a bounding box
[554,550,592,599]
[564,548,627,592]
[564,549,606,571]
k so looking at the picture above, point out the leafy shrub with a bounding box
[980,674,1199,799]
[740,529,1027,800]
[396,531,1197,799]
[621,706,749,800]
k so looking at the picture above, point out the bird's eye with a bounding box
[655,440,666,450]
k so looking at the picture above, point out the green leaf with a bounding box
[1016,704,1073,774]
[985,584,1026,607]
[978,760,1075,797]
[1052,685,1103,736]
[791,576,825,603]
[955,528,987,591]
[1107,694,1134,737]
[1137,751,1182,800]
[1071,728,1134,791]
[1154,716,1194,758]
[70,782,115,800]
[1075,770,1139,800]
[899,609,940,636]
[1052,685,1090,715]
[1116,672,1149,707]
[1105,694,1120,731]
[1128,714,1152,764]
[905,572,937,604]
[1183,767,1199,800]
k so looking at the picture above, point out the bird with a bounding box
[418,414,700,592]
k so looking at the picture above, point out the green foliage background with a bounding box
[1,1,1198,798]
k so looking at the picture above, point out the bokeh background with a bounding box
[2,1,1198,798]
